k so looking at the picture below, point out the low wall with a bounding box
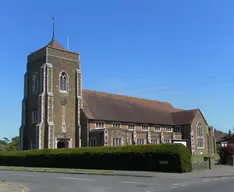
[192,156,216,171]
[192,161,209,170]
[227,155,234,166]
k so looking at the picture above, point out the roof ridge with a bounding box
[171,108,199,113]
[83,89,174,105]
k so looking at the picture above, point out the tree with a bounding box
[7,136,20,151]
[0,140,7,146]
[0,136,20,151]
[3,137,9,144]
[0,144,5,151]
[0,138,8,151]
[228,129,232,137]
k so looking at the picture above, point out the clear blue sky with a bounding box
[1,0,234,139]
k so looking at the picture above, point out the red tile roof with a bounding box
[214,131,232,143]
[82,89,200,125]
[47,39,64,50]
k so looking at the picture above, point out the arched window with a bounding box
[197,122,204,148]
[59,72,68,92]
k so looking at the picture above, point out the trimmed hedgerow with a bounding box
[0,144,192,173]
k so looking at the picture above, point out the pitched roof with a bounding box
[82,89,201,125]
[214,131,234,143]
[171,109,198,125]
[47,39,64,50]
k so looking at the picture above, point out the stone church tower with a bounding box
[19,29,82,150]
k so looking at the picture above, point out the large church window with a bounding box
[59,71,68,92]
[197,122,204,148]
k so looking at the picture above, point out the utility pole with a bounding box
[208,126,213,169]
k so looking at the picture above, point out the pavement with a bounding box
[0,166,234,192]
[0,181,27,192]
[103,165,234,179]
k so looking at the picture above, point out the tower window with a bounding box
[32,73,38,95]
[59,72,68,92]
[32,110,38,123]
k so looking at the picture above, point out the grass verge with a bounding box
[0,166,113,175]
[192,155,204,163]
[192,154,221,164]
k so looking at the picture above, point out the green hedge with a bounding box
[0,144,192,173]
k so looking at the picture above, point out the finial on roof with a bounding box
[52,16,55,40]
[47,16,64,50]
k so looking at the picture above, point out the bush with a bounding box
[0,144,192,173]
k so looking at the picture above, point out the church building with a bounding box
[19,32,216,156]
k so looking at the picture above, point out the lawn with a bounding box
[192,155,204,163]
[192,154,220,164]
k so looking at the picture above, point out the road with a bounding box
[170,177,234,192]
[0,170,233,192]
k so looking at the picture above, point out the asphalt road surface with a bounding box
[0,170,233,192]
[170,177,234,192]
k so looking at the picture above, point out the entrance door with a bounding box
[57,140,69,148]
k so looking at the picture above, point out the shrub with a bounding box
[0,144,192,173]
